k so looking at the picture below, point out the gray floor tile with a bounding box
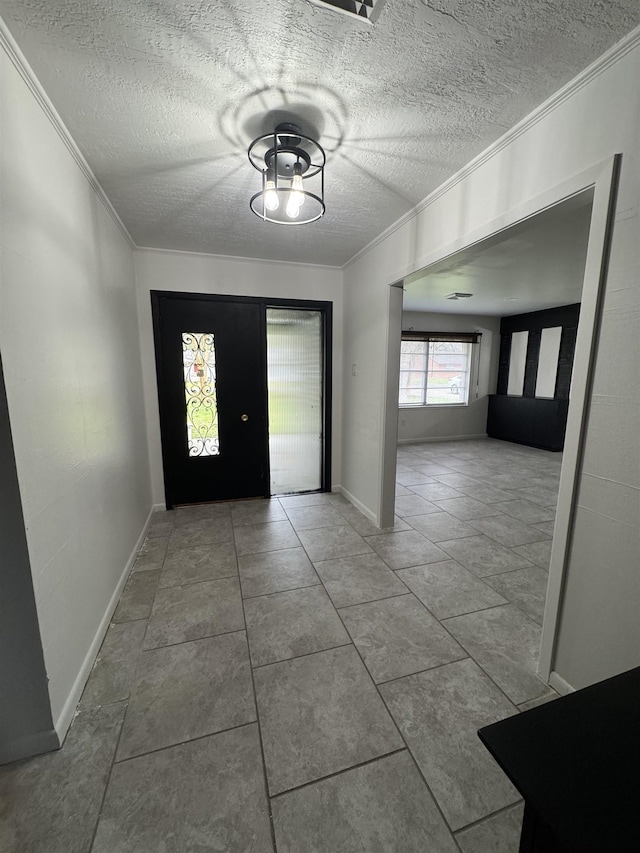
[313,553,408,607]
[0,704,125,853]
[254,646,403,795]
[278,492,349,509]
[80,620,147,708]
[431,473,483,489]
[230,498,287,526]
[395,471,436,486]
[467,515,549,547]
[143,577,244,649]
[272,751,458,853]
[379,659,520,831]
[146,512,175,539]
[158,542,237,588]
[493,499,556,524]
[365,530,449,570]
[433,496,503,520]
[438,535,534,577]
[173,503,231,525]
[484,566,549,625]
[408,483,464,501]
[168,516,234,550]
[393,484,413,496]
[238,547,320,598]
[443,605,547,704]
[513,539,553,569]
[510,485,559,506]
[415,462,455,476]
[452,483,516,503]
[117,632,255,760]
[518,689,560,712]
[338,504,410,536]
[397,561,507,620]
[284,503,349,530]
[394,494,440,517]
[532,520,555,537]
[408,511,478,542]
[93,725,273,853]
[456,803,524,853]
[132,536,169,572]
[113,571,160,623]
[245,585,350,667]
[234,520,301,556]
[340,594,465,683]
[297,525,373,562]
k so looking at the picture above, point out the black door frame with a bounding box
[151,291,333,507]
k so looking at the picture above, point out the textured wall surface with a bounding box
[1,0,638,264]
[0,48,151,734]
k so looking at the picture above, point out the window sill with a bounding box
[399,403,469,409]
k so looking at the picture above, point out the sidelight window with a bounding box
[182,332,220,456]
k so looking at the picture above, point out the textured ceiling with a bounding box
[403,190,593,316]
[1,0,638,265]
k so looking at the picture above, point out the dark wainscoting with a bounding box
[487,395,569,452]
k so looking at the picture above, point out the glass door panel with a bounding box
[266,308,322,494]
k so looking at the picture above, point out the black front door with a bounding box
[152,293,269,506]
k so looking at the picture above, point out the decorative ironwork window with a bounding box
[182,332,220,457]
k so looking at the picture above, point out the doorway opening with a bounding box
[381,156,620,689]
[151,292,332,508]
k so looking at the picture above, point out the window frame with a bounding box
[399,331,481,409]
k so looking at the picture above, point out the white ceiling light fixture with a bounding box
[248,123,326,226]
[446,292,474,300]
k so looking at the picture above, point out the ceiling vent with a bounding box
[307,0,388,25]
[446,292,474,300]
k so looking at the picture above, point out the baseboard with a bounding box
[398,433,488,446]
[0,727,60,765]
[548,671,575,696]
[153,502,166,512]
[338,486,377,524]
[53,504,156,743]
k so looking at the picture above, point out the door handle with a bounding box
[240,413,249,422]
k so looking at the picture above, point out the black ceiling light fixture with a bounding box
[248,123,325,225]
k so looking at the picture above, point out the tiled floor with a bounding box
[0,438,563,853]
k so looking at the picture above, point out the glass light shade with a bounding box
[264,180,279,211]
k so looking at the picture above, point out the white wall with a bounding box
[0,43,151,739]
[134,249,343,505]
[342,33,640,689]
[398,311,500,443]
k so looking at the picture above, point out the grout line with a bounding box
[141,626,248,653]
[268,746,408,800]
[240,584,280,853]
[250,640,354,671]
[373,654,470,688]
[241,580,323,601]
[335,590,412,611]
[112,720,259,766]
[453,799,525,836]
[87,701,130,850]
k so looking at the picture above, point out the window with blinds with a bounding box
[399,332,480,407]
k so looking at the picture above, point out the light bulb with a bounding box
[286,195,300,219]
[264,180,279,212]
[290,163,305,207]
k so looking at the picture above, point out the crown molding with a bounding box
[343,23,640,271]
[0,18,135,249]
[135,245,342,271]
